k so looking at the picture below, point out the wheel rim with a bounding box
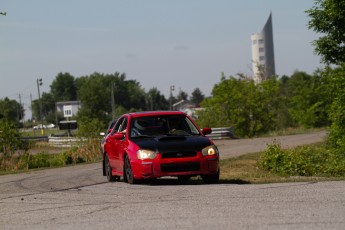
[125,156,133,183]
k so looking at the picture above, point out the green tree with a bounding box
[0,120,22,157]
[307,0,345,148]
[76,72,146,122]
[323,65,345,148]
[306,0,345,64]
[176,90,188,101]
[190,88,205,106]
[0,97,23,124]
[198,74,281,137]
[50,72,77,101]
[283,71,330,128]
[31,92,55,123]
[126,79,146,111]
[77,117,104,139]
[146,87,169,110]
[76,73,112,122]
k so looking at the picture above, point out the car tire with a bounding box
[201,169,220,184]
[105,154,118,182]
[124,155,139,184]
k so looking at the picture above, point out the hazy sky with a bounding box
[1,1,321,119]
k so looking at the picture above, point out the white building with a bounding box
[56,101,81,118]
[251,13,276,83]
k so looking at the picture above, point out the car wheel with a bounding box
[105,154,117,182]
[124,155,138,184]
[201,170,220,184]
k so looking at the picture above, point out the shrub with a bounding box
[49,153,67,167]
[0,120,22,157]
[259,143,345,177]
[1,136,102,171]
[28,153,51,169]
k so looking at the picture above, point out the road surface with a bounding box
[1,130,344,230]
[214,130,327,159]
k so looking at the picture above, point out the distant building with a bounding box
[173,100,199,119]
[56,101,81,118]
[251,12,276,83]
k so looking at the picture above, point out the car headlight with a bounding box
[137,149,157,160]
[201,145,218,156]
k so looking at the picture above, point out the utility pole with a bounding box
[30,93,33,129]
[111,82,116,119]
[169,85,175,110]
[18,93,25,128]
[37,78,44,135]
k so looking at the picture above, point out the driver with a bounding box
[131,119,149,137]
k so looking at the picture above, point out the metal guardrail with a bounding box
[206,127,235,140]
[21,136,49,142]
[48,136,84,148]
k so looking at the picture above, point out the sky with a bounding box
[0,0,322,119]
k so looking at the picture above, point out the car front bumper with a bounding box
[131,153,219,179]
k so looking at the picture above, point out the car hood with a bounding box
[131,135,212,153]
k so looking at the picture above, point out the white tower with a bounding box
[251,13,276,83]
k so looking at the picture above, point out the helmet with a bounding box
[134,119,149,131]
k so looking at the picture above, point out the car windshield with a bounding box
[130,115,201,138]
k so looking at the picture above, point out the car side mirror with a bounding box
[113,132,125,140]
[201,128,212,135]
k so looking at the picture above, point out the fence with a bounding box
[206,127,235,140]
[48,136,85,148]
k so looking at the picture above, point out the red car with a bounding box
[102,111,220,184]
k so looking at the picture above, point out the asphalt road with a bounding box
[1,130,344,230]
[214,130,327,159]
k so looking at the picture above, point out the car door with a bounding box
[113,117,128,172]
[105,117,125,171]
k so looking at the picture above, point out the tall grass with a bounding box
[0,138,102,172]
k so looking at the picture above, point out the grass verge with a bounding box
[219,151,345,184]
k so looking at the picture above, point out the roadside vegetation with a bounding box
[220,145,345,184]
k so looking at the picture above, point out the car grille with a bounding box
[161,162,200,172]
[161,151,197,159]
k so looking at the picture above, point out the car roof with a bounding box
[128,111,186,118]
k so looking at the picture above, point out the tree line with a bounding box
[196,70,330,137]
[0,69,331,138]
[0,72,205,128]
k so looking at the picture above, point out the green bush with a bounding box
[0,120,22,157]
[17,153,30,170]
[1,137,102,172]
[49,153,67,167]
[259,143,345,176]
[28,153,51,169]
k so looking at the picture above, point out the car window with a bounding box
[130,115,201,138]
[112,117,125,134]
[119,118,128,132]
[184,117,200,135]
